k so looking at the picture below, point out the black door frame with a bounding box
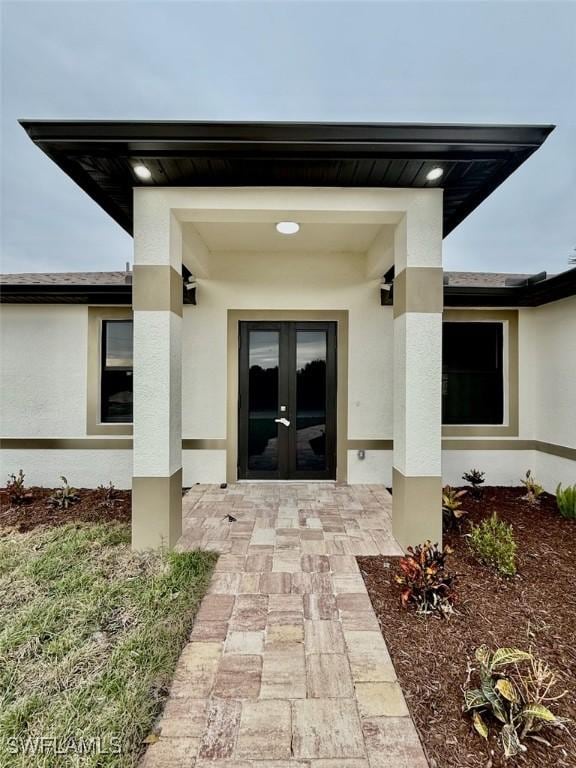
[238,321,337,480]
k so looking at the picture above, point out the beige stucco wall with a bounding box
[0,305,88,436]
[531,296,576,448]
[531,296,576,489]
[0,250,392,488]
[182,249,391,485]
[0,305,134,488]
[1,289,574,491]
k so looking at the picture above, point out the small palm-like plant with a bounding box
[464,645,569,758]
[49,476,78,510]
[462,468,485,497]
[521,470,544,504]
[555,483,576,519]
[97,481,117,509]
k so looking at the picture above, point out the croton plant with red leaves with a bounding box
[395,540,456,617]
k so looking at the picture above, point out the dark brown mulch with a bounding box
[359,486,576,768]
[0,486,131,532]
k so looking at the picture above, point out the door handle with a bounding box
[274,417,291,427]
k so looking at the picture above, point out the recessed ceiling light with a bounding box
[276,221,300,235]
[426,167,444,181]
[134,164,152,180]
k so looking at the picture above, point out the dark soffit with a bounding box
[19,121,554,237]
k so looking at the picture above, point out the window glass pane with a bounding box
[101,370,133,423]
[104,321,133,368]
[442,322,503,425]
[296,331,327,470]
[247,331,279,471]
[101,320,133,423]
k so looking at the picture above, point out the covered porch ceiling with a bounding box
[20,121,553,238]
[185,220,388,254]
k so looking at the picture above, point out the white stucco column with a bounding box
[392,194,443,549]
[132,193,183,550]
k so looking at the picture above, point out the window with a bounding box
[442,322,504,425]
[101,320,133,423]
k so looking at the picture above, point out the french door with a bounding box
[238,321,337,480]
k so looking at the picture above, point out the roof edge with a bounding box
[19,119,555,146]
[2,267,574,307]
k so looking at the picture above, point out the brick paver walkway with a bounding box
[141,483,428,768]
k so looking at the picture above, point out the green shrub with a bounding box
[469,513,517,576]
[556,483,576,519]
[5,469,32,506]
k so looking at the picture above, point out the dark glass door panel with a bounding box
[295,331,327,471]
[238,322,336,480]
[247,331,280,472]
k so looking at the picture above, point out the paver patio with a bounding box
[141,482,428,768]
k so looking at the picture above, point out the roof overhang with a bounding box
[19,121,554,237]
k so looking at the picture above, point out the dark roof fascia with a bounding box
[443,286,525,307]
[518,266,576,306]
[444,267,576,307]
[0,284,132,305]
[0,282,198,305]
[19,120,554,150]
[19,120,555,237]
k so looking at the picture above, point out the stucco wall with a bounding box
[181,249,391,484]
[0,305,88,437]
[1,287,574,491]
[531,296,576,449]
[442,450,537,487]
[182,249,390,440]
[0,448,133,489]
[532,296,576,489]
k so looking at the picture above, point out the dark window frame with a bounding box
[100,319,133,424]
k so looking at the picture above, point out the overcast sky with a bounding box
[1,0,575,275]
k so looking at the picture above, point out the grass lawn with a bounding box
[0,522,216,767]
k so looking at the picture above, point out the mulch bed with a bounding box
[0,486,131,532]
[359,486,576,768]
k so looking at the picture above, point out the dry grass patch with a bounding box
[0,522,216,767]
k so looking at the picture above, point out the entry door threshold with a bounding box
[237,479,337,484]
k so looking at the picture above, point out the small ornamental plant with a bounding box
[462,468,486,497]
[469,513,517,576]
[395,541,456,617]
[521,470,544,505]
[442,485,468,529]
[464,645,569,759]
[555,483,576,520]
[97,481,117,509]
[49,476,78,510]
[5,469,33,506]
